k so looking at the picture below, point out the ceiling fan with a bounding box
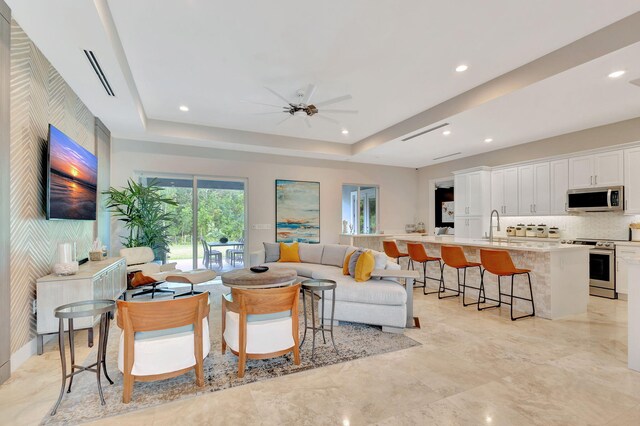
[245,84,358,127]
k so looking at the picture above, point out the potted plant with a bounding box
[104,178,177,261]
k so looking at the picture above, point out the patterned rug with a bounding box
[42,283,419,425]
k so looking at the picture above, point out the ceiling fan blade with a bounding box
[315,114,341,125]
[301,84,317,105]
[320,109,359,114]
[265,87,292,105]
[314,94,352,107]
[305,117,312,128]
[241,100,286,109]
[276,115,293,126]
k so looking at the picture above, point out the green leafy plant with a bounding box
[103,178,178,259]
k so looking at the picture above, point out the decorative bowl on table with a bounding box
[219,237,229,243]
[250,266,269,273]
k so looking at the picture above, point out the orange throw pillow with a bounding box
[343,250,356,275]
[278,242,301,262]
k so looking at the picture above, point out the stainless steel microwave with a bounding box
[566,186,624,212]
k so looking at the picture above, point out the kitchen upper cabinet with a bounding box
[550,159,569,215]
[491,167,518,215]
[596,151,624,186]
[518,162,550,215]
[624,147,640,214]
[569,150,623,189]
[533,162,551,214]
[454,169,490,217]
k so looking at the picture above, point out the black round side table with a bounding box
[51,299,116,416]
[300,279,338,359]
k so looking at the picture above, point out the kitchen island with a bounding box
[396,236,590,319]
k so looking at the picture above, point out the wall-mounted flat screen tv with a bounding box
[46,124,97,220]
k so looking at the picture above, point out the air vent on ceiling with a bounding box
[401,123,449,142]
[432,152,462,161]
[83,50,115,97]
[631,78,640,88]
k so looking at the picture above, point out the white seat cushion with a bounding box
[117,318,210,376]
[223,311,294,354]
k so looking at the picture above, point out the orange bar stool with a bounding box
[478,249,535,321]
[440,245,483,306]
[383,240,409,265]
[406,242,444,297]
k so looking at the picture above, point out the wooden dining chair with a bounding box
[116,292,210,403]
[221,284,301,378]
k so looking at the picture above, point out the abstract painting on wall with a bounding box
[441,201,454,223]
[275,179,320,243]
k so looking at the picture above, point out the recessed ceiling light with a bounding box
[442,130,451,136]
[179,105,189,112]
[608,70,626,79]
[341,129,349,135]
[484,138,493,143]
[455,64,468,73]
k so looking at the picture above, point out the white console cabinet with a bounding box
[36,257,126,354]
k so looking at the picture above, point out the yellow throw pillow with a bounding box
[278,242,301,262]
[355,250,375,282]
[343,250,356,275]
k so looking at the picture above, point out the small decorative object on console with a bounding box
[53,242,78,276]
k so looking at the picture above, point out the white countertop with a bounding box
[396,236,591,253]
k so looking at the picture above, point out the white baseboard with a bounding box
[10,334,54,373]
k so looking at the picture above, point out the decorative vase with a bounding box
[53,242,78,275]
[632,229,640,242]
[219,237,229,244]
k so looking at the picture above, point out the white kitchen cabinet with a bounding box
[518,165,534,215]
[454,168,490,217]
[550,159,569,215]
[616,245,640,297]
[569,150,623,189]
[624,147,640,214]
[36,257,126,355]
[491,167,518,215]
[518,162,550,215]
[454,217,483,238]
[533,162,551,214]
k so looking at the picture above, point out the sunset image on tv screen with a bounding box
[48,125,98,220]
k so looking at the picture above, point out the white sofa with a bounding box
[250,243,407,332]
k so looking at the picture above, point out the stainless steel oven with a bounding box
[561,239,617,299]
[589,247,615,298]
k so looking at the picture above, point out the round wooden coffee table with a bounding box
[221,267,297,288]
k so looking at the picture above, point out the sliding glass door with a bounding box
[196,179,245,271]
[149,175,246,271]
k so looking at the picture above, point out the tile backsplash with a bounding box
[497,213,640,240]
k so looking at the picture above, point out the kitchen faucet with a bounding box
[489,209,501,243]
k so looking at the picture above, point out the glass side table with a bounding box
[300,279,338,359]
[51,299,116,416]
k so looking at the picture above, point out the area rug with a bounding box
[42,283,420,425]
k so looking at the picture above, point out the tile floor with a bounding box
[1,289,639,425]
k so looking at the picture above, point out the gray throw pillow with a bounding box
[263,242,280,263]
[348,249,364,278]
[372,252,387,280]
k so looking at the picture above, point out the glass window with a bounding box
[342,185,378,234]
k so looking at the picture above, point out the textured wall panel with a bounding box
[9,21,95,353]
